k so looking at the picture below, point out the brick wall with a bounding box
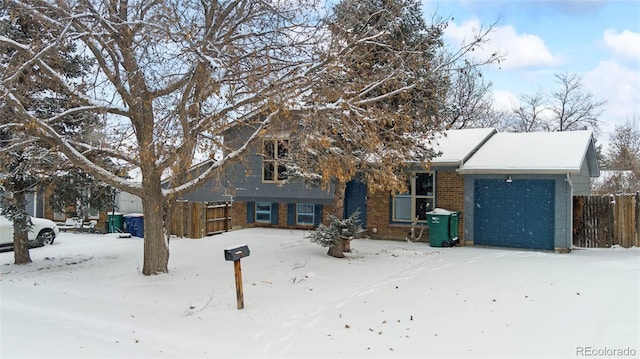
[232,201,334,230]
[229,171,466,242]
[366,170,465,242]
[366,189,418,240]
[435,171,465,242]
[231,202,248,229]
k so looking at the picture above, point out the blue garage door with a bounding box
[474,179,555,250]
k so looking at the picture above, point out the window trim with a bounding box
[255,202,272,223]
[392,171,435,223]
[262,137,289,183]
[296,203,315,225]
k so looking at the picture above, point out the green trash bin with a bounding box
[107,212,124,233]
[427,209,458,247]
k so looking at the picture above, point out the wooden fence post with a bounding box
[225,202,230,232]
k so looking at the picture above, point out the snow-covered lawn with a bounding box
[1,229,638,358]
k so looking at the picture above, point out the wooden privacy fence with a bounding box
[169,201,231,239]
[573,194,640,248]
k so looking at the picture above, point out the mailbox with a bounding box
[224,245,250,261]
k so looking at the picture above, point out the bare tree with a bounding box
[506,72,606,133]
[1,0,329,274]
[504,92,549,132]
[550,72,606,132]
[606,120,640,171]
[443,66,504,130]
[593,120,640,194]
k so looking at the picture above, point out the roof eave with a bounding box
[457,168,583,175]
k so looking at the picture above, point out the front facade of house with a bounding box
[185,128,495,243]
[178,127,599,252]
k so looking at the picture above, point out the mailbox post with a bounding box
[224,245,250,310]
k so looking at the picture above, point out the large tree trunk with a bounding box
[327,179,347,258]
[13,189,31,265]
[141,175,169,275]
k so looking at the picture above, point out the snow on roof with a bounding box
[458,130,595,174]
[430,128,496,166]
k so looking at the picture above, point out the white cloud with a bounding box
[583,60,640,135]
[492,89,519,111]
[602,29,640,62]
[444,18,559,70]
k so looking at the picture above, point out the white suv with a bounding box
[0,215,60,249]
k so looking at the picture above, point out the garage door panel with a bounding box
[474,179,555,250]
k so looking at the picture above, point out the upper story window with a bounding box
[392,172,435,223]
[263,138,289,182]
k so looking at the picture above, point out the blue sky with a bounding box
[422,0,640,145]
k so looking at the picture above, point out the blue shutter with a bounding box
[271,203,279,225]
[314,204,323,226]
[246,202,255,223]
[287,204,296,226]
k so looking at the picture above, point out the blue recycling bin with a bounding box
[123,214,144,238]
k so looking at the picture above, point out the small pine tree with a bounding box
[310,210,362,257]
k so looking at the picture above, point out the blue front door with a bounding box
[344,180,367,227]
[474,179,555,250]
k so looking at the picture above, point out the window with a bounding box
[262,138,289,182]
[255,202,272,223]
[87,205,100,219]
[297,204,315,225]
[392,172,435,222]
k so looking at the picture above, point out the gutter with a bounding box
[457,168,582,175]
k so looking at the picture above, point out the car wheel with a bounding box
[37,229,55,245]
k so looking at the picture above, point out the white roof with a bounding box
[458,130,595,174]
[430,128,496,166]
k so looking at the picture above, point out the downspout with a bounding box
[565,173,574,252]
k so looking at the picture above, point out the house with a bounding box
[39,189,143,233]
[179,128,599,252]
[179,127,495,240]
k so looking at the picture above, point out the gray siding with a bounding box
[463,174,572,250]
[25,193,44,217]
[178,144,334,205]
[228,153,334,204]
[571,159,594,196]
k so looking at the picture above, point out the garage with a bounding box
[458,130,600,252]
[474,179,555,250]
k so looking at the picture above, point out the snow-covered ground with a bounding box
[1,229,639,358]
